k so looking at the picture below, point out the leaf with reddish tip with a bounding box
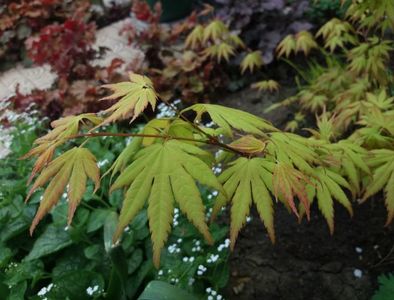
[29,147,100,233]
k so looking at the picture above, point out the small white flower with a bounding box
[188,277,195,286]
[158,270,164,276]
[353,269,363,278]
[177,238,183,243]
[206,287,212,293]
[208,296,214,300]
[217,295,223,300]
[355,247,363,253]
[183,257,188,262]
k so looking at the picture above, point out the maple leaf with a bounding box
[240,51,264,73]
[295,31,318,56]
[110,140,224,267]
[272,162,311,219]
[252,80,280,93]
[22,113,102,182]
[182,104,278,137]
[100,73,158,126]
[105,136,143,179]
[276,34,296,58]
[303,167,353,234]
[203,19,228,42]
[363,149,394,225]
[211,157,275,247]
[185,25,204,49]
[27,147,100,234]
[325,140,370,196]
[204,43,235,62]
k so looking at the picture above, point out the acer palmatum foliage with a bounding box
[24,70,393,268]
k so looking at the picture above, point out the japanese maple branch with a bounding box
[68,132,244,155]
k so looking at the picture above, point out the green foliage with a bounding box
[2,116,230,299]
[263,0,394,225]
[372,273,394,300]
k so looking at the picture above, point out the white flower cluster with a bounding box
[207,254,219,264]
[246,216,252,223]
[86,285,102,296]
[217,239,230,252]
[182,256,195,263]
[156,100,180,118]
[206,287,224,300]
[192,239,202,252]
[173,208,180,227]
[37,283,54,297]
[168,243,181,254]
[212,164,222,175]
[170,277,180,284]
[197,264,207,276]
[97,159,109,168]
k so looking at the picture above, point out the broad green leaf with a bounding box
[138,280,198,300]
[26,224,72,260]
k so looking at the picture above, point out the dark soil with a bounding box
[218,87,394,300]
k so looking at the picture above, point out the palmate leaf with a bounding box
[204,43,235,63]
[182,104,278,137]
[363,149,394,225]
[203,20,228,42]
[110,140,224,267]
[26,147,100,234]
[211,157,275,247]
[22,113,102,182]
[100,73,158,126]
[326,140,370,196]
[305,167,353,234]
[185,25,204,49]
[240,51,264,73]
[252,80,280,93]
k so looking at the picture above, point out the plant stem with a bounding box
[69,132,245,155]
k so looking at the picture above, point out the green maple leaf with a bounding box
[240,51,264,73]
[211,157,275,247]
[22,113,102,182]
[182,104,278,137]
[100,73,158,126]
[363,149,394,225]
[110,140,224,267]
[26,147,100,234]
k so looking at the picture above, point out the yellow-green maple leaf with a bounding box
[252,80,280,93]
[110,140,224,267]
[27,147,100,233]
[211,157,275,247]
[100,73,158,126]
[185,25,204,49]
[276,34,296,57]
[363,149,394,225]
[203,20,228,42]
[240,51,264,73]
[182,104,278,137]
[22,113,102,182]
